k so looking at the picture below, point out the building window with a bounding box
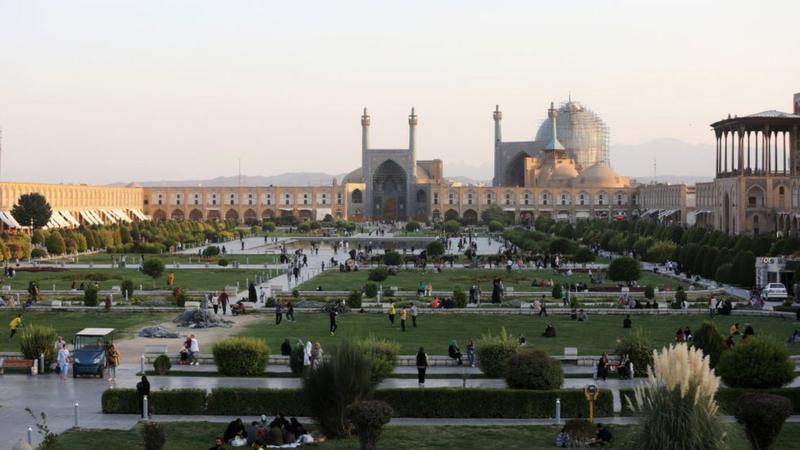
[523,194,530,205]
[433,193,439,205]
[579,194,585,206]
[598,194,605,206]
[337,193,343,205]
[467,194,473,205]
[505,193,512,205]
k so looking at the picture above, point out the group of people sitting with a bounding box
[596,352,633,381]
[569,308,589,321]
[219,415,312,448]
[674,326,694,343]
[726,322,755,347]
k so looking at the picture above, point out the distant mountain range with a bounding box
[117,138,715,187]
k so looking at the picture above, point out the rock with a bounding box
[138,326,179,339]
[172,309,233,328]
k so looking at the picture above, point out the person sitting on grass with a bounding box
[683,326,693,341]
[725,334,735,349]
[280,339,292,356]
[448,340,463,365]
[570,308,578,320]
[590,423,612,446]
[208,436,225,450]
[675,328,686,343]
[743,323,755,336]
[223,418,246,445]
[542,323,556,338]
[789,329,800,343]
[577,309,588,322]
[556,426,570,447]
[729,323,740,336]
[622,314,632,329]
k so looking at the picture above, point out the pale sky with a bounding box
[1,0,798,184]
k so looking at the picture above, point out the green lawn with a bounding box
[50,422,800,450]
[0,311,171,351]
[4,268,278,291]
[237,312,800,356]
[51,253,279,265]
[297,268,686,293]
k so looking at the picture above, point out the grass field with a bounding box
[237,312,800,356]
[0,311,171,352]
[3,268,277,291]
[50,422,800,450]
[51,253,279,265]
[297,268,686,293]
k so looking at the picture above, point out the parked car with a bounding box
[72,328,114,378]
[760,283,788,302]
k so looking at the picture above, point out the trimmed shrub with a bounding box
[674,286,687,303]
[302,342,373,437]
[45,230,66,255]
[354,337,399,384]
[345,401,393,450]
[735,393,793,450]
[426,241,445,257]
[142,421,166,450]
[142,258,165,280]
[608,256,640,282]
[121,279,135,300]
[363,283,378,298]
[83,284,99,306]
[404,221,421,232]
[644,285,654,300]
[217,258,229,267]
[692,321,727,367]
[452,288,467,308]
[551,284,562,299]
[212,337,269,377]
[476,328,519,378]
[717,338,796,389]
[202,246,220,257]
[368,268,389,282]
[31,248,48,259]
[615,329,653,377]
[504,350,564,390]
[153,354,171,375]
[442,220,460,234]
[573,247,595,264]
[19,325,56,369]
[382,251,402,266]
[549,238,572,254]
[347,290,363,308]
[262,221,276,232]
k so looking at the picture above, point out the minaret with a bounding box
[492,105,502,186]
[408,107,418,177]
[543,102,565,151]
[361,107,370,152]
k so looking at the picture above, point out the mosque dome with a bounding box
[342,167,362,184]
[577,162,628,188]
[535,100,610,169]
[537,161,578,186]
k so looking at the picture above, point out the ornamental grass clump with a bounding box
[625,343,726,450]
[476,327,519,378]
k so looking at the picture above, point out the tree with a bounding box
[573,247,596,264]
[425,241,445,258]
[548,238,573,254]
[692,321,726,367]
[732,251,756,287]
[11,193,52,229]
[480,205,509,225]
[404,221,421,232]
[142,259,165,286]
[608,256,640,282]
[45,230,66,255]
[442,220,460,234]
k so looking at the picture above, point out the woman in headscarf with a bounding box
[416,347,429,387]
[136,375,150,417]
[448,340,463,365]
[303,340,312,369]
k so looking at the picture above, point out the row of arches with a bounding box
[438,190,627,207]
[150,208,329,224]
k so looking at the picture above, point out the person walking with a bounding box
[286,301,295,322]
[708,295,718,318]
[8,313,23,340]
[388,302,396,325]
[189,334,200,366]
[329,308,338,336]
[106,344,120,381]
[57,343,70,380]
[275,302,283,325]
[466,339,476,367]
[211,294,219,315]
[220,292,229,315]
[136,376,151,418]
[410,303,418,328]
[416,347,428,387]
[400,306,408,332]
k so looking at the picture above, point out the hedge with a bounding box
[101,388,206,414]
[619,387,800,416]
[206,388,307,415]
[103,387,610,419]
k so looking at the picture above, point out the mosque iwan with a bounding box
[1,93,799,236]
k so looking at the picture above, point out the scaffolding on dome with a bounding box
[535,100,610,170]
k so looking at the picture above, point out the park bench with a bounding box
[0,357,35,374]
[563,347,578,364]
[144,345,168,355]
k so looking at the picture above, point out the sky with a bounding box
[0,0,798,184]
